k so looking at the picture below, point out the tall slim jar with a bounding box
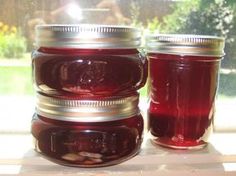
[146,34,225,149]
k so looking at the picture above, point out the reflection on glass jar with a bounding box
[31,93,143,167]
[32,48,147,98]
[32,25,147,99]
[32,114,143,167]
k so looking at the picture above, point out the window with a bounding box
[0,0,236,133]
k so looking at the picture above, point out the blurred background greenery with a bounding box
[0,22,26,58]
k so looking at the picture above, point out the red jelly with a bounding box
[31,93,143,167]
[146,34,225,149]
[32,25,147,99]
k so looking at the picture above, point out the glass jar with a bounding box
[32,25,147,99]
[31,93,143,167]
[146,34,225,149]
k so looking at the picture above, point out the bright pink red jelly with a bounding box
[32,48,147,99]
[148,53,221,149]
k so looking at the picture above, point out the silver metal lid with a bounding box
[36,94,140,122]
[35,24,141,48]
[145,34,225,57]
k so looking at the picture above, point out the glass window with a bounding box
[0,0,235,133]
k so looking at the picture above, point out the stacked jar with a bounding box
[31,25,147,167]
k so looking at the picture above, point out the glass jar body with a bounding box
[148,53,221,149]
[31,113,143,167]
[32,48,147,99]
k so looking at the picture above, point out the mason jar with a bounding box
[146,34,225,149]
[32,24,147,99]
[31,93,143,167]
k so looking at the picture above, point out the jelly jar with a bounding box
[146,34,225,149]
[31,93,143,167]
[32,24,147,99]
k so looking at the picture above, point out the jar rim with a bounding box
[145,34,225,57]
[35,24,141,49]
[36,93,140,122]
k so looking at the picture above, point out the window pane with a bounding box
[0,0,236,132]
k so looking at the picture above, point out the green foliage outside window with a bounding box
[0,22,26,59]
[146,0,236,68]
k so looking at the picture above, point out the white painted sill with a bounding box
[0,133,236,176]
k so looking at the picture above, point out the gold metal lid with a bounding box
[36,93,140,122]
[35,24,141,49]
[145,34,225,57]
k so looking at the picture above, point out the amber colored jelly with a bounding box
[148,53,221,149]
[31,114,143,167]
[32,48,147,99]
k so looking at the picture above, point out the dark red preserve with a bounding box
[31,93,143,167]
[32,25,147,98]
[31,25,147,167]
[146,34,225,149]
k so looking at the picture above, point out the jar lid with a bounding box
[35,24,141,49]
[36,94,140,122]
[145,34,225,57]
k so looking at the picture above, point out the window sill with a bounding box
[0,133,236,175]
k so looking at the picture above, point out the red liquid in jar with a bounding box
[32,48,147,99]
[148,53,220,148]
[31,114,143,167]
